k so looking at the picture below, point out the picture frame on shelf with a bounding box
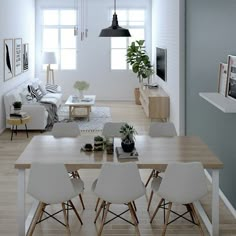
[22,43,29,72]
[14,38,22,76]
[226,55,236,100]
[4,39,13,81]
[218,62,228,96]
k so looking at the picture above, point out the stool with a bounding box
[7,115,31,141]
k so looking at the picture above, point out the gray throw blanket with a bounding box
[40,102,58,128]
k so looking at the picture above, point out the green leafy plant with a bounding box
[73,81,90,91]
[12,101,22,109]
[120,123,137,144]
[126,40,154,82]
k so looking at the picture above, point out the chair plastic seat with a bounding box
[71,178,84,195]
[151,177,162,193]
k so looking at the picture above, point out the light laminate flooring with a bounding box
[0,101,235,236]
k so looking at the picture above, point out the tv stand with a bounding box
[139,85,169,120]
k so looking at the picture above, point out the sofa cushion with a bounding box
[45,84,59,93]
[40,93,62,108]
[20,88,37,104]
[28,85,43,101]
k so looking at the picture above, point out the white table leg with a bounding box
[212,169,219,236]
[18,169,25,236]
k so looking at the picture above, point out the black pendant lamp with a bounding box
[99,0,131,37]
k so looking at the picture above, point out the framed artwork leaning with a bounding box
[226,55,236,100]
[22,43,29,72]
[4,39,14,81]
[218,62,228,96]
[14,38,22,76]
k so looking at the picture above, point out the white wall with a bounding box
[151,0,185,135]
[0,0,35,133]
[35,0,152,101]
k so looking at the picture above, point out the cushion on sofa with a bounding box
[28,85,43,101]
[45,84,60,93]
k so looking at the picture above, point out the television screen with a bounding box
[156,47,167,81]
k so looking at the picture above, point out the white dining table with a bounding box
[15,135,223,236]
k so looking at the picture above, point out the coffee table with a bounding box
[65,95,96,121]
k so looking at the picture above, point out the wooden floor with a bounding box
[0,101,235,236]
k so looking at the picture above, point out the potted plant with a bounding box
[12,101,22,112]
[120,123,137,152]
[126,40,154,105]
[73,81,90,99]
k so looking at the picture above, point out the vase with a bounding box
[78,90,84,100]
[121,141,135,153]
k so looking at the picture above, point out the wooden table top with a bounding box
[14,135,223,170]
[7,115,31,125]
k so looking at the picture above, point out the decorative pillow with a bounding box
[38,84,48,95]
[28,85,43,101]
[20,89,37,104]
[45,84,59,93]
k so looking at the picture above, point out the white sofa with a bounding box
[4,79,63,130]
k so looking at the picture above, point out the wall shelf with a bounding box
[199,92,236,113]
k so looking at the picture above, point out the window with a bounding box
[111,9,145,70]
[42,9,77,70]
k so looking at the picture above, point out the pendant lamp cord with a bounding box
[114,0,116,13]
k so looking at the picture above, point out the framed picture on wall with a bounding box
[22,43,29,72]
[4,39,13,81]
[226,55,236,100]
[218,62,228,96]
[14,38,22,76]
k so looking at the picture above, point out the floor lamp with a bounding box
[43,52,57,84]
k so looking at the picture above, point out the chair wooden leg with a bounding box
[145,169,155,187]
[79,194,85,210]
[132,201,137,211]
[69,200,83,225]
[27,202,45,236]
[130,202,139,224]
[95,197,100,211]
[185,204,195,223]
[38,203,47,221]
[62,202,70,234]
[98,202,110,236]
[128,202,140,236]
[94,200,105,223]
[147,190,154,211]
[150,198,165,223]
[189,203,205,236]
[162,202,172,236]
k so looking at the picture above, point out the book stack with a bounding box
[10,111,28,118]
[115,147,139,159]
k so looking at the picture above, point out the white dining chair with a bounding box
[51,121,80,137]
[146,121,177,211]
[27,162,84,235]
[94,121,126,211]
[92,162,146,236]
[149,162,208,236]
[102,122,126,138]
[51,121,85,209]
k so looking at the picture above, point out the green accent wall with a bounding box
[186,0,236,208]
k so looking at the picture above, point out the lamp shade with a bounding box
[43,52,57,64]
[99,0,131,38]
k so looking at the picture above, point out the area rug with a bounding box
[57,106,112,132]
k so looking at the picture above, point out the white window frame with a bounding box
[110,8,146,71]
[41,8,78,71]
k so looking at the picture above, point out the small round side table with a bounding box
[7,115,31,141]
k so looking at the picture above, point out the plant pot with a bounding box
[134,88,141,105]
[14,108,21,114]
[121,141,135,153]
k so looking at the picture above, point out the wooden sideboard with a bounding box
[139,85,169,120]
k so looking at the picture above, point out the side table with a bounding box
[7,115,31,141]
